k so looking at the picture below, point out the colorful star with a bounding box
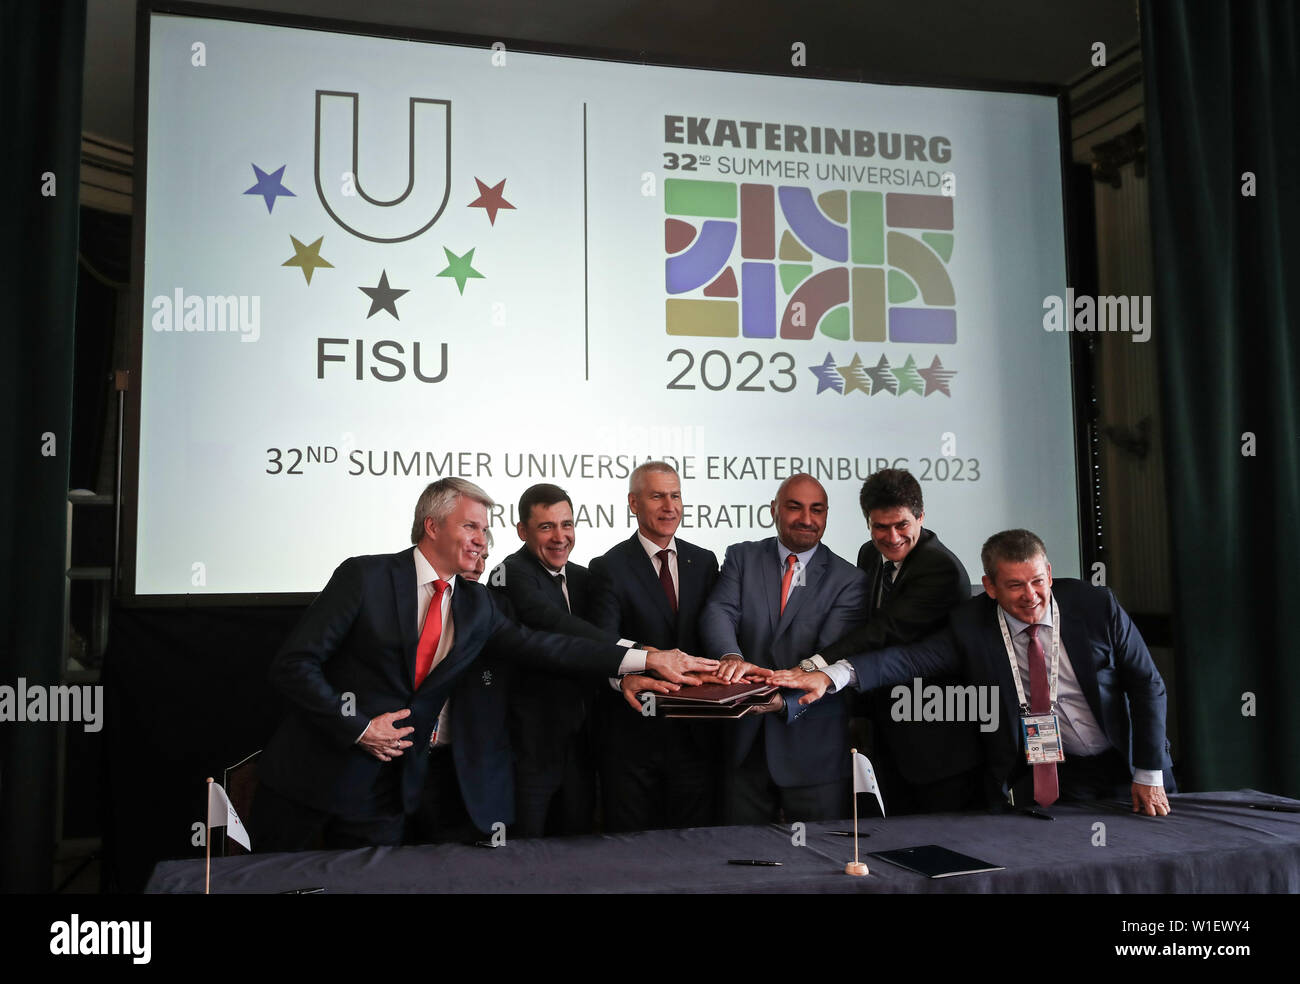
[865,355,898,395]
[281,235,333,284]
[918,355,957,396]
[436,247,485,294]
[467,178,515,225]
[808,353,844,394]
[359,270,409,319]
[892,355,925,396]
[836,354,872,395]
[244,164,295,213]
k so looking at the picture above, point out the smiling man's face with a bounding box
[518,500,575,572]
[423,496,489,579]
[983,554,1053,625]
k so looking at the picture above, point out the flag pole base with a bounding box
[844,861,868,877]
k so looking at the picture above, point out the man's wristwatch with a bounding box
[799,654,828,673]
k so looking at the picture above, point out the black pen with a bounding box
[1019,808,1054,821]
[728,859,782,866]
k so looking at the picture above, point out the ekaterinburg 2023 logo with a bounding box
[663,174,957,398]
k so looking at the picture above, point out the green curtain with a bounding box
[0,0,87,890]
[1142,0,1299,796]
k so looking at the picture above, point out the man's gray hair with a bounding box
[411,477,494,544]
[629,460,679,495]
[980,529,1048,580]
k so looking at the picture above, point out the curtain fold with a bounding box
[1141,0,1299,796]
[0,0,88,890]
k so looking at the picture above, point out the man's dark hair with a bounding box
[859,468,923,520]
[518,483,573,525]
[980,529,1048,580]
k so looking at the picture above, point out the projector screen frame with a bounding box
[121,0,1095,606]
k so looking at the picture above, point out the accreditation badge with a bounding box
[1020,713,1065,765]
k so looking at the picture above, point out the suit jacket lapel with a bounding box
[626,535,677,630]
[862,543,884,611]
[519,547,567,609]
[759,539,782,638]
[1059,597,1105,724]
[675,543,703,623]
[981,604,1023,756]
[392,551,419,690]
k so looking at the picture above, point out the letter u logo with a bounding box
[315,91,451,243]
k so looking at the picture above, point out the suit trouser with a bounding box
[723,736,849,826]
[411,746,485,845]
[250,780,405,853]
[511,699,597,838]
[599,702,716,833]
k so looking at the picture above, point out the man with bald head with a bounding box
[699,474,869,824]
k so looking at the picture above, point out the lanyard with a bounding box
[996,596,1060,712]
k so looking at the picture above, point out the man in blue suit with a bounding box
[772,529,1174,815]
[699,473,869,825]
[253,478,714,851]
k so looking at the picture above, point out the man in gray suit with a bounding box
[699,473,869,824]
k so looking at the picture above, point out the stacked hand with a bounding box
[767,667,832,705]
[644,648,719,683]
[621,655,775,711]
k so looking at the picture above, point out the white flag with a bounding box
[207,781,251,850]
[851,751,886,819]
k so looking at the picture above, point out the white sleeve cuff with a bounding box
[1132,768,1164,787]
[617,649,647,675]
[821,660,856,694]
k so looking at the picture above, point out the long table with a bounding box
[146,790,1300,893]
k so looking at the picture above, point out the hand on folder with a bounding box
[621,673,680,711]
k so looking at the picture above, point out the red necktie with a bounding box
[780,554,799,614]
[1026,623,1059,807]
[414,579,449,689]
[655,549,677,613]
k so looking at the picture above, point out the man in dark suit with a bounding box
[414,535,513,845]
[252,478,715,851]
[698,473,869,825]
[773,529,1174,816]
[816,468,983,814]
[588,462,724,831]
[488,483,613,837]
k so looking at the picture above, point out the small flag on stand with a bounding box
[207,778,251,849]
[205,776,250,895]
[845,748,887,877]
[852,750,887,819]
